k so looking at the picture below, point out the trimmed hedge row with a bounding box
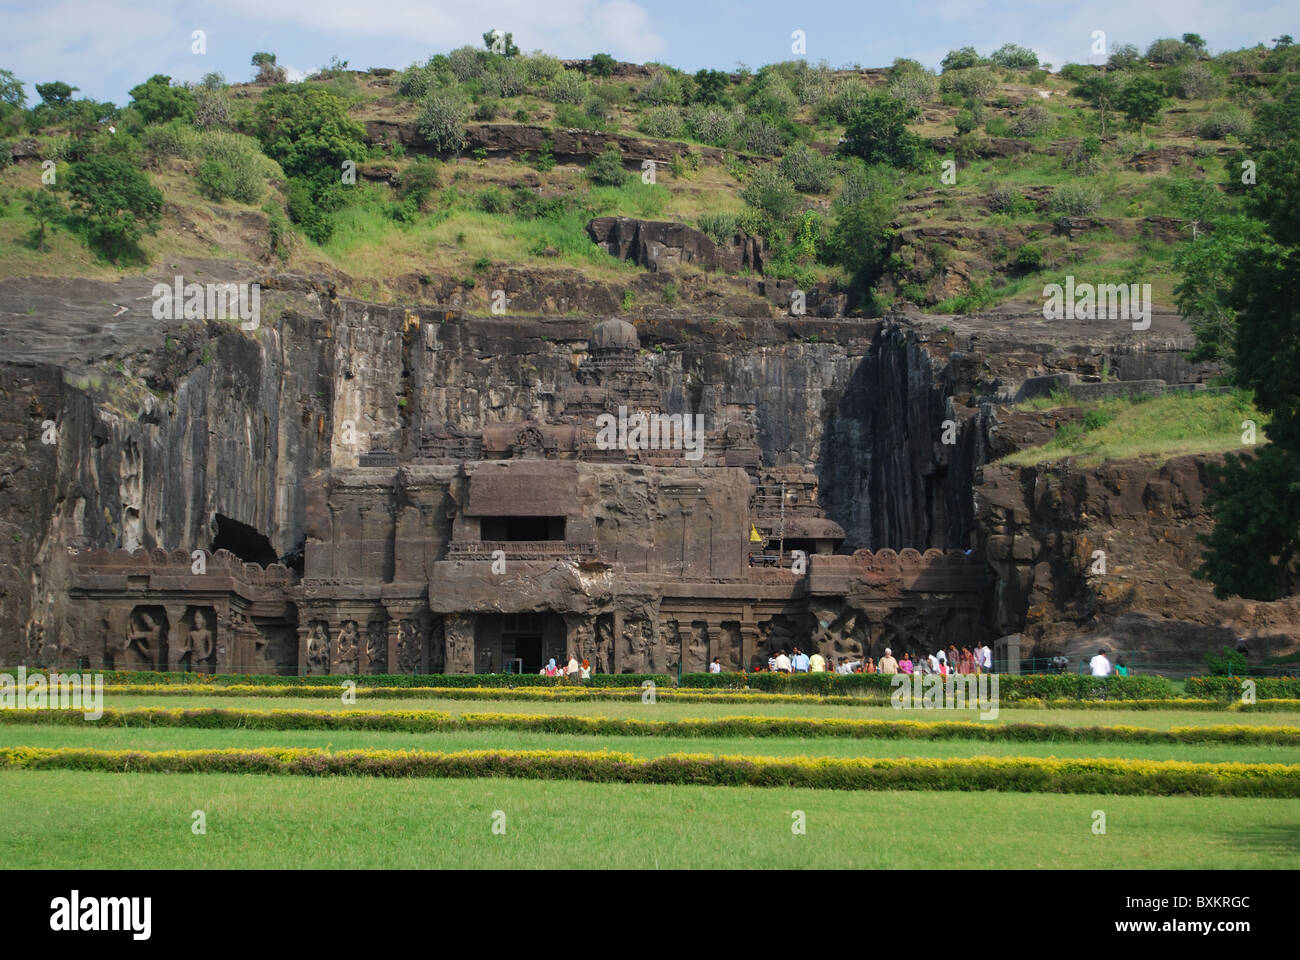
[1186,676,1300,700]
[8,706,1297,745]
[38,669,670,689]
[2,745,1296,796]
[681,672,1180,700]
[89,685,1300,711]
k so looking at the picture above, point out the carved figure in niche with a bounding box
[128,610,164,665]
[366,622,387,673]
[396,620,422,673]
[335,620,359,674]
[307,622,330,674]
[595,619,614,673]
[622,619,652,673]
[185,610,215,670]
[687,622,709,673]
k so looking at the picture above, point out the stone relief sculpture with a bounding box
[335,620,359,674]
[171,608,215,672]
[396,620,422,673]
[306,621,331,675]
[127,609,165,668]
[366,621,387,673]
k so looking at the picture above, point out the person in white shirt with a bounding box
[566,656,580,679]
[773,650,792,673]
[980,644,993,673]
[1089,650,1111,677]
[709,657,722,674]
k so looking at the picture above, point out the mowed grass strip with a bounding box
[4,770,1297,869]
[2,745,1298,797]
[6,707,1299,745]
[90,684,1300,712]
[97,693,1300,730]
[4,723,1298,764]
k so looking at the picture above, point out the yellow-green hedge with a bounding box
[1,745,1296,796]
[5,706,1300,744]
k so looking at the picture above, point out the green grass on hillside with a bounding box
[1000,388,1266,466]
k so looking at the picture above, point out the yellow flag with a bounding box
[749,524,763,543]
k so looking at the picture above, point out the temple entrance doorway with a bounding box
[502,612,545,674]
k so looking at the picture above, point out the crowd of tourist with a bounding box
[752,643,997,675]
[540,657,592,680]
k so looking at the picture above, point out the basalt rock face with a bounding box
[586,217,768,274]
[1,269,1295,667]
[975,455,1300,670]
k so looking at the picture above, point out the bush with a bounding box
[1107,44,1143,70]
[1204,646,1250,676]
[987,184,1027,213]
[990,43,1039,70]
[588,53,617,77]
[142,119,199,161]
[889,71,939,110]
[254,85,368,180]
[520,53,562,85]
[697,211,740,244]
[794,61,833,105]
[194,131,282,204]
[1175,63,1221,99]
[489,59,527,98]
[1050,181,1103,215]
[941,67,998,99]
[193,78,232,131]
[685,105,735,145]
[736,116,785,154]
[1199,106,1252,140]
[65,155,163,262]
[778,143,834,193]
[417,94,469,152]
[397,62,443,100]
[635,70,682,106]
[1065,134,1103,174]
[637,106,682,139]
[7,744,1297,796]
[1010,102,1053,136]
[745,76,797,119]
[1147,37,1195,64]
[840,94,927,169]
[818,78,870,123]
[547,70,587,105]
[941,47,985,71]
[448,45,489,81]
[1187,676,1300,699]
[1014,244,1044,271]
[586,144,626,186]
[740,164,800,224]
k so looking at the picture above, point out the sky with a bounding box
[0,0,1295,105]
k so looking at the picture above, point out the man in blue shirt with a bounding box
[792,647,810,672]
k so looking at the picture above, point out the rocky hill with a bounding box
[0,37,1296,667]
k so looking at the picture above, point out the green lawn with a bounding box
[3,725,1298,764]
[98,693,1300,730]
[2,770,1295,869]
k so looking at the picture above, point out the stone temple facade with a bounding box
[62,318,985,675]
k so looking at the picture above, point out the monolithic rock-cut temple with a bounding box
[59,317,985,675]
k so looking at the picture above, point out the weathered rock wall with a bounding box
[975,454,1300,666]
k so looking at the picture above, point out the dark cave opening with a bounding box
[210,514,278,566]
